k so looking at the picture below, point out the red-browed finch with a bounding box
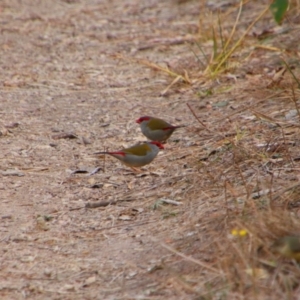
[136,116,185,142]
[94,141,164,169]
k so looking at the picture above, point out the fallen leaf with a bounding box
[83,276,96,287]
[245,268,268,280]
[1,169,24,176]
[0,127,8,136]
[52,132,78,140]
[118,215,132,221]
[4,122,19,129]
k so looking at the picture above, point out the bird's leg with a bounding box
[130,167,143,173]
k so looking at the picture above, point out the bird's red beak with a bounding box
[136,118,141,124]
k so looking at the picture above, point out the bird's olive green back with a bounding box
[124,143,151,156]
[148,118,170,130]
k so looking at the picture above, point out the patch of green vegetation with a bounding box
[270,0,289,24]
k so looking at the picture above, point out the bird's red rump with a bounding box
[162,127,174,131]
[110,151,126,156]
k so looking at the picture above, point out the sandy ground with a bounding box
[0,0,204,299]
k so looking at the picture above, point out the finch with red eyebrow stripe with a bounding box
[136,116,185,142]
[94,141,164,171]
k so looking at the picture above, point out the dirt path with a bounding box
[0,0,202,298]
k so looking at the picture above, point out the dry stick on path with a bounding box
[86,200,119,208]
[186,102,211,132]
[69,185,170,211]
[69,200,118,211]
[158,241,222,275]
[78,220,159,233]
